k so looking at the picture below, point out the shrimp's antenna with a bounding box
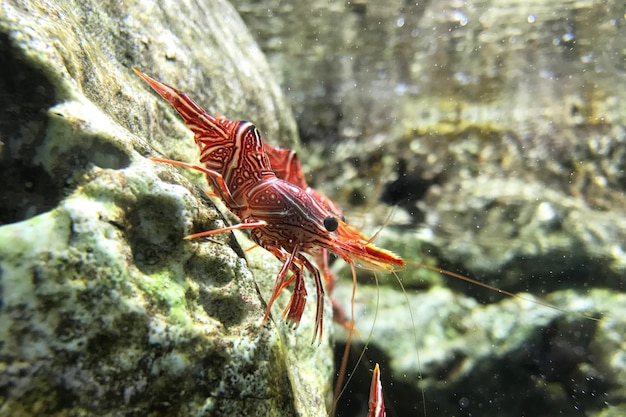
[331,265,380,416]
[393,269,427,417]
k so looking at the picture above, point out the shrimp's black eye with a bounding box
[323,215,339,232]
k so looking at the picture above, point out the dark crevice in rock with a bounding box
[199,289,248,328]
[126,194,186,274]
[0,32,60,225]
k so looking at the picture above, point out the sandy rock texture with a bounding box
[0,1,331,416]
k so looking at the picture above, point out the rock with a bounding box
[232,1,626,416]
[0,1,331,416]
[333,283,624,417]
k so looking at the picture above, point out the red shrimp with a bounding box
[133,68,404,344]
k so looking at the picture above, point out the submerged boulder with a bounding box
[0,1,331,416]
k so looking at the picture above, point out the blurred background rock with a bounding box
[232,1,626,416]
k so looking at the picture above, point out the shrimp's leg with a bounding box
[316,250,355,332]
[299,255,325,343]
[150,157,269,238]
[261,244,301,326]
[257,244,324,343]
[281,267,307,325]
[184,220,267,240]
[149,157,240,209]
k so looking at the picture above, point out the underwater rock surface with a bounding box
[0,1,330,417]
[234,1,626,416]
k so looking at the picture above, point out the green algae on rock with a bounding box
[0,167,288,416]
[0,0,331,416]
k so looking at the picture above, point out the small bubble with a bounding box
[562,32,575,42]
[460,397,470,408]
[581,53,594,63]
[397,16,405,27]
[527,14,536,23]
[454,71,472,85]
[452,10,468,26]
[395,83,408,95]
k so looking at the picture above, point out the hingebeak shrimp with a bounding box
[134,68,404,344]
